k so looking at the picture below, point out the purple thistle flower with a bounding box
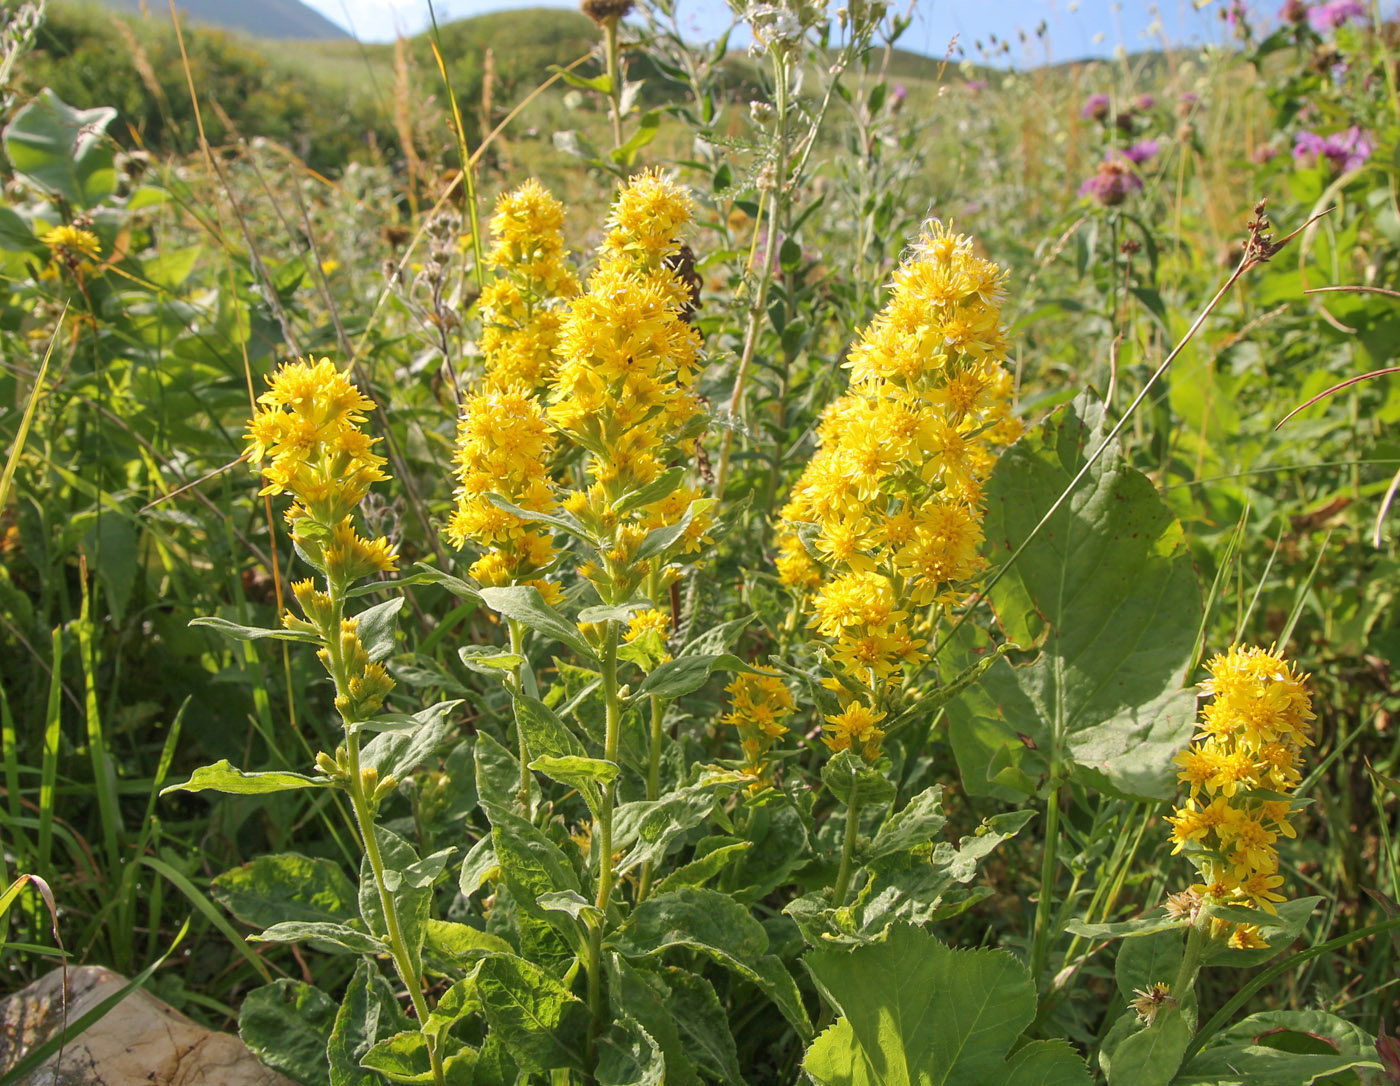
[1251,144,1279,164]
[1293,126,1373,173]
[1134,93,1157,111]
[1081,93,1111,121]
[1307,0,1366,32]
[1120,138,1161,164]
[1079,159,1143,206]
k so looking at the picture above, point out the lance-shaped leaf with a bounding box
[947,394,1200,801]
[803,925,1091,1086]
[477,953,590,1075]
[328,960,411,1086]
[361,700,461,779]
[479,585,596,659]
[161,759,328,796]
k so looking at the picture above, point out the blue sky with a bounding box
[301,0,1244,61]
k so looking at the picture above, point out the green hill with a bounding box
[81,0,350,39]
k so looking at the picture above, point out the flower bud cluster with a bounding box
[777,221,1020,758]
[1167,644,1315,945]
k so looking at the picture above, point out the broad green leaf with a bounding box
[612,466,687,515]
[632,653,758,700]
[253,921,387,956]
[528,754,619,811]
[948,394,1200,801]
[474,731,521,814]
[161,759,328,796]
[188,615,321,644]
[612,109,662,168]
[360,1030,478,1084]
[1102,1013,1191,1086]
[514,693,605,810]
[356,596,405,661]
[866,785,946,861]
[477,954,590,1074]
[212,853,357,929]
[1113,928,1184,1002]
[479,585,596,659]
[490,806,585,955]
[803,925,1090,1086]
[4,89,117,207]
[598,1015,665,1086]
[821,749,896,809]
[612,785,717,874]
[459,644,526,676]
[666,967,744,1086]
[361,700,461,780]
[459,836,500,898]
[634,499,715,562]
[473,1035,519,1086]
[607,956,702,1086]
[1064,911,1185,941]
[1177,1041,1381,1084]
[424,918,513,961]
[610,887,810,1037]
[238,980,337,1086]
[328,960,411,1086]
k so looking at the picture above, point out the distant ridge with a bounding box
[86,0,351,39]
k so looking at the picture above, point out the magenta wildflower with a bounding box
[1134,93,1156,111]
[1279,0,1307,22]
[1081,93,1111,121]
[1080,159,1143,206]
[1307,0,1366,32]
[1293,126,1373,173]
[1120,139,1161,164]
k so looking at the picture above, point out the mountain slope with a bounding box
[87,0,350,39]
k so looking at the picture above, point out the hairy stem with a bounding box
[637,691,665,902]
[832,779,862,907]
[586,620,623,1073]
[507,618,532,813]
[1030,775,1062,986]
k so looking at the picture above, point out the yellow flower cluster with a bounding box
[245,358,397,581]
[722,672,796,787]
[548,170,712,603]
[1167,644,1314,943]
[777,221,1020,757]
[445,384,560,599]
[479,181,579,391]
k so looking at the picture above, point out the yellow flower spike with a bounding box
[822,703,888,761]
[1167,643,1313,922]
[723,671,797,788]
[779,219,1018,699]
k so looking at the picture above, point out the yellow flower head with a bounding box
[42,224,102,263]
[1167,643,1313,938]
[246,358,390,533]
[823,702,887,761]
[724,671,797,788]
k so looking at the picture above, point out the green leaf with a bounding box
[490,806,585,955]
[361,700,461,779]
[477,954,590,1074]
[328,960,411,1086]
[529,754,618,815]
[459,836,499,898]
[1113,928,1184,1002]
[480,585,596,659]
[161,759,328,796]
[613,784,717,874]
[1177,1007,1383,1086]
[474,732,520,814]
[610,887,811,1037]
[514,692,588,762]
[633,654,758,701]
[948,394,1200,801]
[634,499,716,562]
[212,853,357,930]
[803,925,1091,1086]
[458,644,526,677]
[3,89,117,207]
[356,596,405,661]
[598,1016,665,1086]
[653,841,752,895]
[361,1030,479,1084]
[1102,1013,1191,1086]
[612,109,662,169]
[424,918,513,961]
[238,980,337,1086]
[188,615,321,644]
[253,921,387,956]
[549,64,612,93]
[867,785,946,861]
[612,467,687,516]
[821,749,896,808]
[1064,911,1184,941]
[607,957,702,1086]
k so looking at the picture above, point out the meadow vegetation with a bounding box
[2,0,1400,1082]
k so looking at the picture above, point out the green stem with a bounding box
[508,618,532,813]
[326,582,445,1086]
[603,15,625,157]
[1171,910,1210,999]
[1030,776,1062,986]
[637,692,665,902]
[586,620,623,1075]
[832,780,862,907]
[714,49,789,499]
